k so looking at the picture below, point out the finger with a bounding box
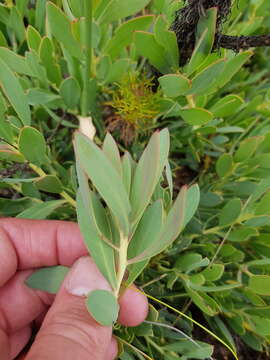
[118,285,149,327]
[26,257,115,360]
[0,218,88,286]
[10,326,32,359]
[0,270,54,333]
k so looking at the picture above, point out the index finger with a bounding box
[0,218,88,286]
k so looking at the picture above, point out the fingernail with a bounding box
[65,256,111,297]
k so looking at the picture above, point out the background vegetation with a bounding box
[0,0,270,358]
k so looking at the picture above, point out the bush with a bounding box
[1,0,270,358]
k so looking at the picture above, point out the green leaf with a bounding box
[97,0,151,24]
[164,339,214,359]
[186,8,217,75]
[35,175,63,194]
[103,133,122,175]
[134,31,171,74]
[76,189,117,289]
[9,7,25,43]
[187,59,226,95]
[201,264,224,281]
[0,58,31,125]
[249,315,270,336]
[248,275,270,296]
[130,186,187,262]
[154,16,179,70]
[219,198,242,226]
[175,253,209,273]
[255,191,270,215]
[104,58,130,84]
[128,200,163,259]
[18,126,47,165]
[60,77,81,109]
[210,94,244,118]
[121,152,133,197]
[180,107,213,126]
[27,88,60,106]
[228,227,258,242]
[0,47,32,75]
[105,15,154,59]
[184,184,200,226]
[126,260,149,286]
[187,288,219,316]
[86,290,119,326]
[158,74,191,98]
[26,25,42,52]
[216,154,233,178]
[244,216,270,227]
[74,132,130,235]
[130,129,169,225]
[234,136,264,163]
[215,51,253,88]
[26,266,69,293]
[16,200,66,219]
[47,2,81,59]
[39,37,62,86]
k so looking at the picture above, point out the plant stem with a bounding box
[115,233,128,296]
[29,163,76,207]
[81,0,93,116]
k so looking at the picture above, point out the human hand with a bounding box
[0,218,148,360]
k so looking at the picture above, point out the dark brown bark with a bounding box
[172,0,270,65]
[216,34,270,51]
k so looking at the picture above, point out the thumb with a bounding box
[26,257,117,360]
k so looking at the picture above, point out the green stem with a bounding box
[30,163,76,208]
[115,233,128,296]
[81,0,93,116]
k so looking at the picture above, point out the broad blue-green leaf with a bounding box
[47,2,81,59]
[215,51,253,88]
[35,175,63,194]
[201,264,224,281]
[164,339,214,359]
[234,136,264,163]
[76,189,117,289]
[186,8,217,75]
[97,0,151,24]
[219,198,242,226]
[18,127,47,165]
[154,16,179,70]
[105,15,154,59]
[128,200,163,259]
[86,290,119,326]
[180,107,213,126]
[27,88,60,105]
[0,47,32,75]
[159,74,191,98]
[135,31,171,74]
[16,200,66,219]
[210,94,244,118]
[0,58,31,125]
[130,186,187,262]
[126,260,149,286]
[248,275,270,296]
[39,37,62,86]
[74,132,130,235]
[184,184,200,226]
[121,152,133,196]
[175,253,209,273]
[26,25,42,52]
[9,7,25,43]
[216,154,233,178]
[26,266,69,293]
[103,133,122,175]
[130,129,169,225]
[187,59,226,95]
[104,58,130,84]
[60,77,81,109]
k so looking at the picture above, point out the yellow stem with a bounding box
[115,233,128,296]
[29,164,76,207]
[186,95,196,108]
